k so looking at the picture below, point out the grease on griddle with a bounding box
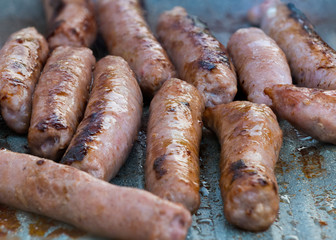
[298,146,326,178]
[0,204,21,236]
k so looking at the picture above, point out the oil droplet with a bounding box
[196,218,213,226]
[283,235,299,240]
[200,186,209,197]
[280,194,290,204]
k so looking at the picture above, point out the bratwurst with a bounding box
[157,6,237,107]
[227,27,292,106]
[43,0,97,49]
[265,84,336,145]
[28,46,95,160]
[0,148,191,240]
[61,56,143,181]
[248,0,336,89]
[145,78,204,213]
[204,101,282,231]
[97,0,177,97]
[0,27,48,133]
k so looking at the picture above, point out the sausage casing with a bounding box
[43,0,97,49]
[97,0,177,97]
[0,27,48,133]
[0,149,191,240]
[204,101,282,231]
[265,84,336,144]
[28,46,95,160]
[61,56,143,181]
[227,27,292,106]
[157,6,237,107]
[248,0,336,89]
[145,78,204,213]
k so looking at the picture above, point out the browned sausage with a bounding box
[248,0,336,89]
[204,101,282,231]
[28,46,95,160]
[61,56,143,181]
[145,78,204,213]
[157,6,237,107]
[96,0,177,97]
[43,0,97,49]
[265,84,336,144]
[0,27,48,133]
[227,27,292,106]
[0,148,191,240]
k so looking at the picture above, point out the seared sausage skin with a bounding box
[43,0,97,49]
[227,27,292,106]
[157,7,237,107]
[204,101,282,231]
[145,78,204,213]
[61,56,143,181]
[248,0,336,89]
[0,149,191,240]
[0,27,48,133]
[28,46,95,160]
[97,0,177,97]
[265,84,336,144]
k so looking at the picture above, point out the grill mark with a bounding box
[230,159,260,183]
[36,113,67,132]
[153,154,167,180]
[61,109,105,164]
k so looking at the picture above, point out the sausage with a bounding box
[61,56,143,181]
[145,78,204,213]
[96,0,177,97]
[28,46,95,160]
[203,101,282,231]
[265,84,336,144]
[0,27,48,134]
[227,27,292,106]
[248,0,336,89]
[156,6,237,108]
[43,0,97,49]
[0,148,191,240]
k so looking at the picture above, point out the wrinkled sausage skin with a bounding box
[28,46,95,160]
[43,0,97,49]
[204,101,282,231]
[0,149,191,240]
[61,56,143,181]
[0,27,48,133]
[248,0,336,89]
[157,6,237,107]
[145,78,204,213]
[97,0,177,97]
[265,84,336,144]
[227,27,292,106]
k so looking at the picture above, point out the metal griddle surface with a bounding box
[0,0,335,239]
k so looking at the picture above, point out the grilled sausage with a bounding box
[248,0,336,89]
[0,148,191,240]
[28,46,95,160]
[204,101,282,231]
[145,78,204,213]
[157,6,237,108]
[97,0,177,97]
[0,27,48,134]
[61,56,143,181]
[227,27,292,106]
[265,84,336,144]
[43,0,97,49]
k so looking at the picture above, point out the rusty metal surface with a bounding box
[0,0,335,239]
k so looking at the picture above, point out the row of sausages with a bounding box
[0,0,336,238]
